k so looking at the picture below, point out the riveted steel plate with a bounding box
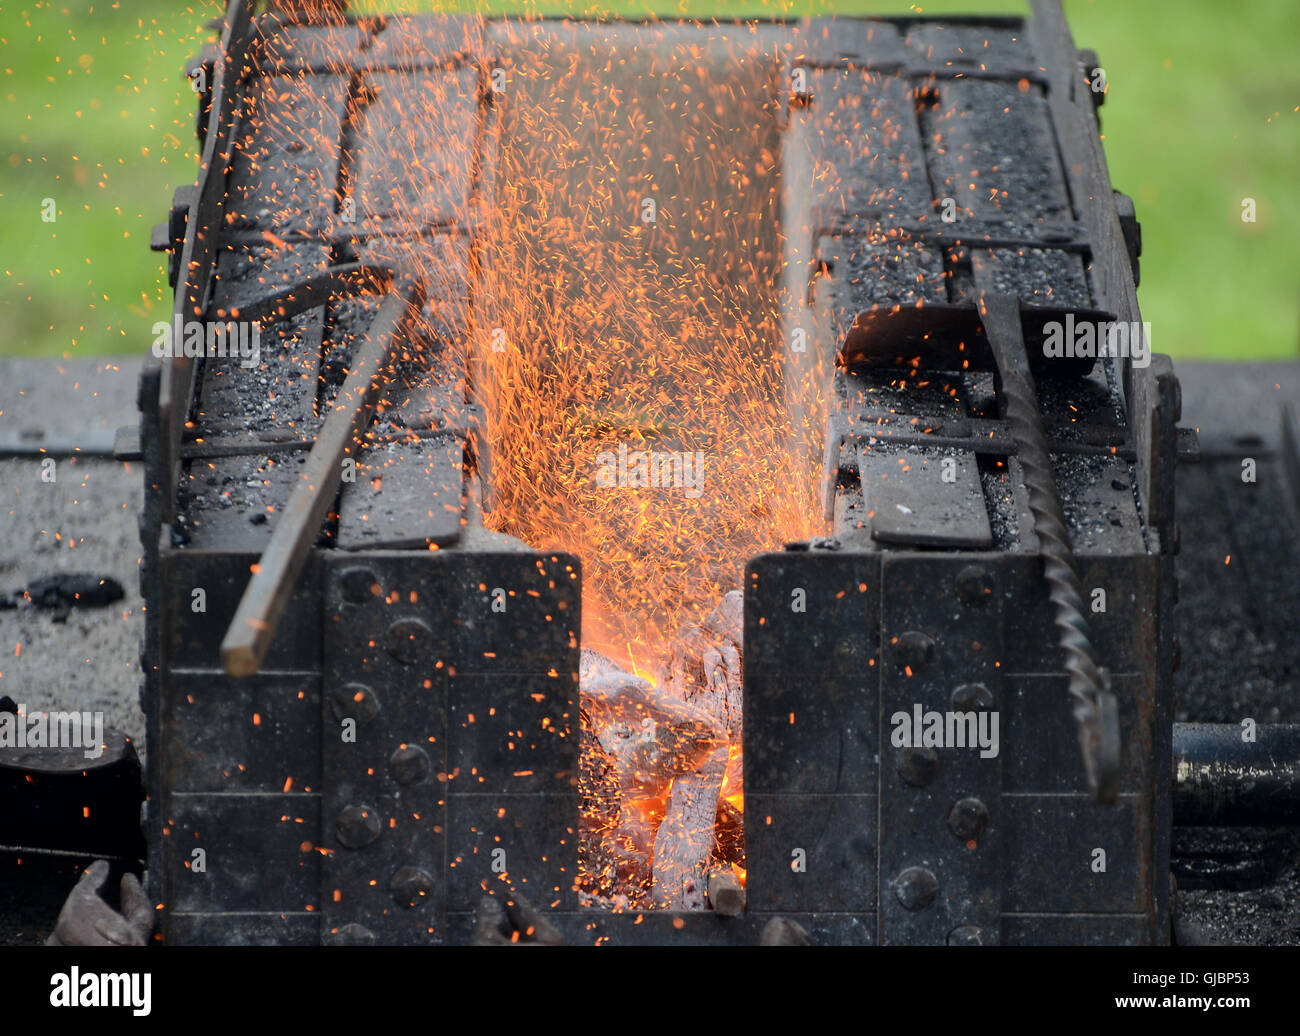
[320,551,580,942]
[877,554,1004,946]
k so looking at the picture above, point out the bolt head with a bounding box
[947,797,990,841]
[950,682,994,711]
[897,746,940,788]
[326,923,376,946]
[895,631,936,670]
[386,617,432,665]
[334,805,382,849]
[390,744,431,785]
[329,683,380,724]
[947,925,985,946]
[955,565,994,606]
[390,866,435,908]
[338,567,379,604]
[895,866,939,911]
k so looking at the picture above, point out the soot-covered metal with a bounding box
[132,0,1203,945]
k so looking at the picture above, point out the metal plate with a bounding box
[321,553,451,944]
[877,554,1004,946]
[859,444,993,548]
[337,434,465,549]
[320,551,580,942]
[166,793,321,914]
[226,73,351,235]
[353,67,480,227]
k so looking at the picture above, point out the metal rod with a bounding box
[975,276,1121,804]
[158,0,256,521]
[213,262,393,323]
[219,278,425,677]
[1173,723,1300,826]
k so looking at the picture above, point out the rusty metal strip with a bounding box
[220,276,426,677]
[158,0,257,520]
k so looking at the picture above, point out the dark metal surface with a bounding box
[157,0,257,520]
[0,727,144,861]
[858,445,993,549]
[336,434,465,549]
[319,551,580,944]
[1174,724,1300,827]
[838,300,1106,376]
[793,0,1174,942]
[876,555,1004,945]
[130,2,1197,945]
[743,544,1163,945]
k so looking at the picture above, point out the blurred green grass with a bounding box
[1,1,1296,360]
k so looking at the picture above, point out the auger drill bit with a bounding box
[978,289,1122,805]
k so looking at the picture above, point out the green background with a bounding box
[2,1,1296,360]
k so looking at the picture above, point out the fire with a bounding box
[470,23,824,906]
[335,17,828,908]
[472,22,822,665]
[471,22,827,907]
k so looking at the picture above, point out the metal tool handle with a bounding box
[220,275,427,677]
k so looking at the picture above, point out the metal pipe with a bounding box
[1173,723,1300,826]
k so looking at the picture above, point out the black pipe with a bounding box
[1173,723,1300,826]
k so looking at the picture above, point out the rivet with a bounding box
[950,682,994,710]
[895,866,939,911]
[947,797,989,841]
[947,925,985,946]
[339,567,378,604]
[386,618,432,665]
[898,747,939,788]
[326,923,376,946]
[390,744,430,785]
[955,565,993,606]
[390,866,434,908]
[329,683,380,724]
[895,631,935,670]
[334,805,382,849]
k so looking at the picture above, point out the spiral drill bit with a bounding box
[979,290,1122,804]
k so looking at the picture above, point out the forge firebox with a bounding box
[138,0,1180,945]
